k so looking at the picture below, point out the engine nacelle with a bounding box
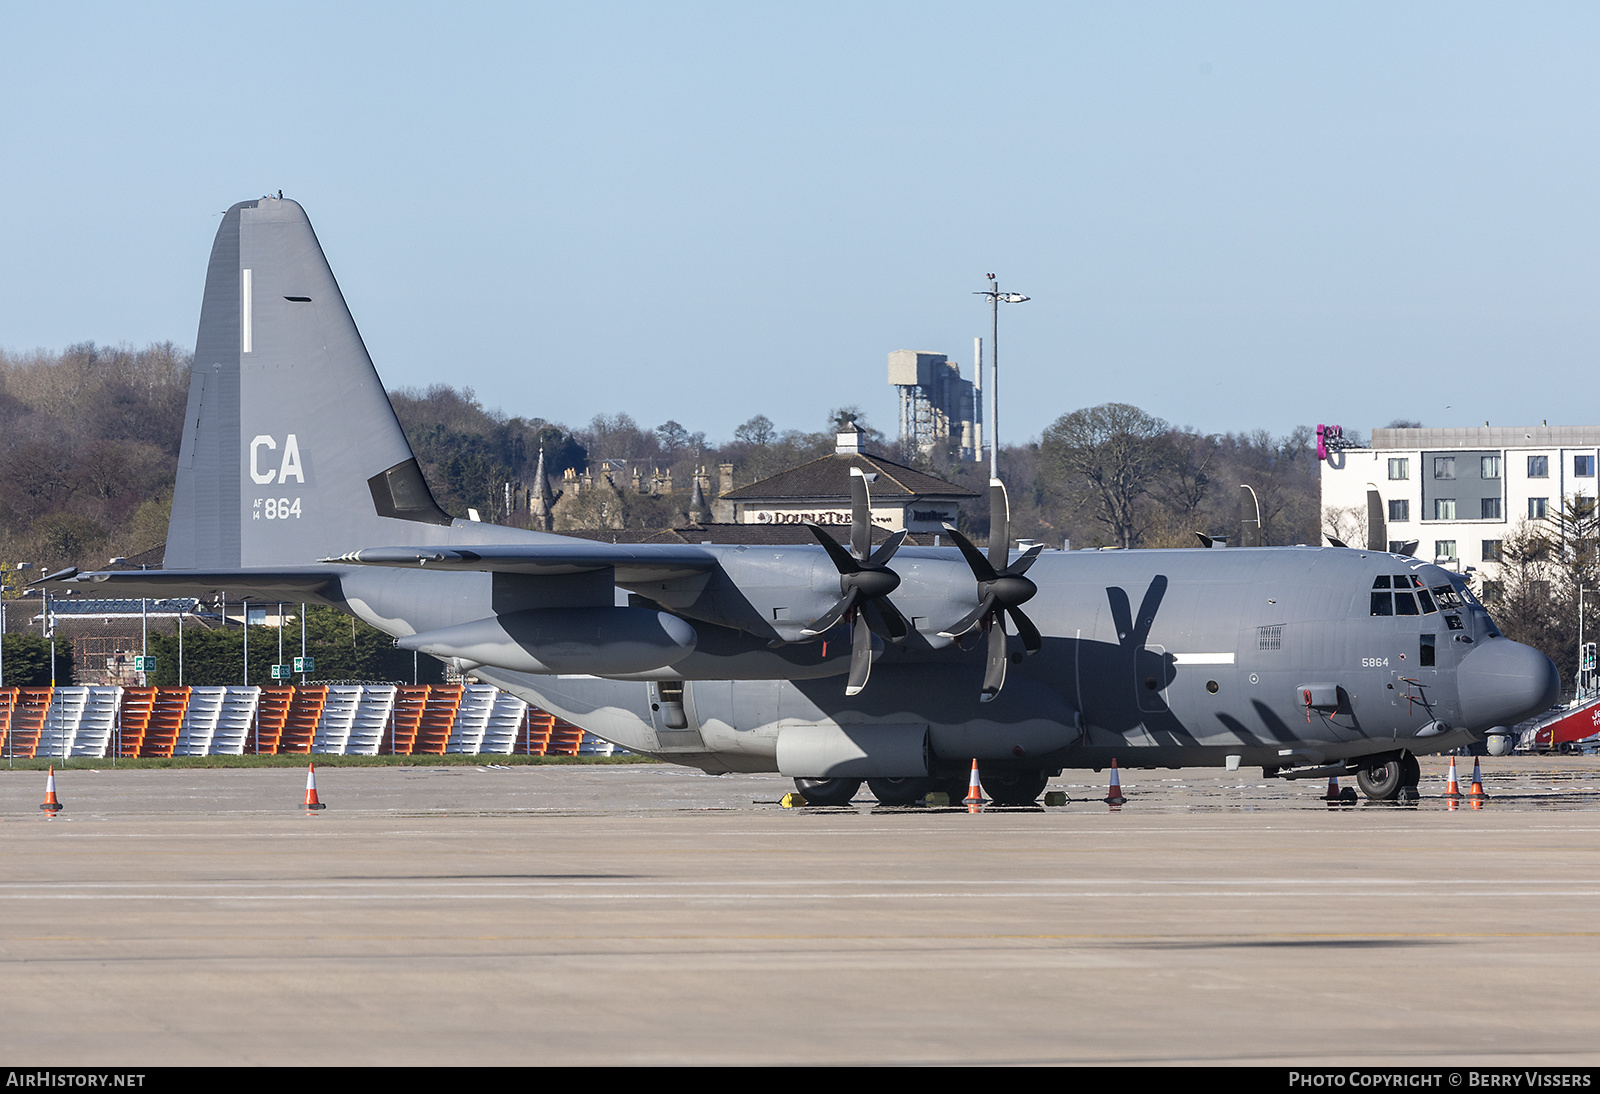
[398,607,697,676]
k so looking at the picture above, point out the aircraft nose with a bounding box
[1456,638,1560,729]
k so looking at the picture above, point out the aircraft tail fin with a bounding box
[167,197,458,570]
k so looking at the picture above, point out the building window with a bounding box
[1481,497,1502,519]
[1529,455,1549,478]
[1388,499,1409,522]
[1577,495,1597,518]
[1481,455,1501,479]
[1579,455,1596,477]
[1433,456,1456,480]
[1388,458,1409,481]
[1530,497,1549,519]
[1434,498,1456,520]
[1483,540,1503,562]
[1435,540,1458,561]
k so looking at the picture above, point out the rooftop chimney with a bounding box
[835,420,863,456]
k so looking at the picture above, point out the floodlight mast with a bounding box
[973,274,1029,480]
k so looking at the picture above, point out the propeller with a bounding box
[939,479,1044,702]
[803,467,910,696]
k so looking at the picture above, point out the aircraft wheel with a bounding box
[1356,759,1404,801]
[1400,753,1421,788]
[793,777,861,807]
[868,776,934,806]
[979,765,1050,806]
[934,771,972,805]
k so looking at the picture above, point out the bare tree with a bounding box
[1039,403,1173,549]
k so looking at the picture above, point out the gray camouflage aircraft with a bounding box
[38,197,1561,804]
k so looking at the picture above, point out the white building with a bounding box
[1320,425,1600,581]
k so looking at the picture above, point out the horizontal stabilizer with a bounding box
[325,543,719,583]
[32,568,343,604]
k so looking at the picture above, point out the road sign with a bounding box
[293,656,314,674]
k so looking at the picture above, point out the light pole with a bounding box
[1581,587,1593,699]
[973,273,1030,481]
[0,562,33,689]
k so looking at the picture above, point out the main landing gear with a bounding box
[1355,753,1422,802]
[794,764,1055,807]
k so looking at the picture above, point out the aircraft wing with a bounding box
[31,567,345,603]
[325,543,721,583]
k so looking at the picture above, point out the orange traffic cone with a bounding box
[1468,757,1487,802]
[302,763,326,810]
[40,765,62,813]
[1104,759,1125,807]
[964,759,984,813]
[1443,755,1463,799]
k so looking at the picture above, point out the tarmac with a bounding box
[3,756,1600,1066]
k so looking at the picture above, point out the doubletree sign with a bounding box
[1316,424,1359,461]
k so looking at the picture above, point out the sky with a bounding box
[4,2,1600,446]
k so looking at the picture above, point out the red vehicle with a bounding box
[1520,696,1600,753]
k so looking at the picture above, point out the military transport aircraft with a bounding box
[36,197,1560,805]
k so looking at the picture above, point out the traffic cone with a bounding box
[964,759,984,813]
[1443,755,1463,800]
[39,766,62,813]
[1323,774,1341,802]
[1468,757,1487,802]
[302,763,326,810]
[1104,759,1125,807]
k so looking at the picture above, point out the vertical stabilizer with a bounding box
[167,197,451,569]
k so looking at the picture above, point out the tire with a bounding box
[978,765,1050,806]
[1400,753,1421,788]
[1356,758,1404,801]
[867,776,934,807]
[934,770,972,806]
[792,777,861,807]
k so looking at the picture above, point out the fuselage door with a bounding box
[647,680,707,751]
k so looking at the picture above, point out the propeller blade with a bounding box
[1006,605,1042,654]
[942,524,998,583]
[1326,535,1348,548]
[866,529,907,567]
[1005,544,1044,577]
[938,591,997,639]
[850,468,872,560]
[800,586,859,637]
[1194,532,1214,548]
[845,611,874,696]
[803,522,860,575]
[1239,484,1264,548]
[1365,487,1386,552]
[980,618,1008,702]
[862,596,910,642]
[988,479,1010,572]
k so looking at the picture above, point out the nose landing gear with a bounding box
[1355,753,1422,801]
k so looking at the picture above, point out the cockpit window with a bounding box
[1372,573,1437,616]
[1432,585,1463,610]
